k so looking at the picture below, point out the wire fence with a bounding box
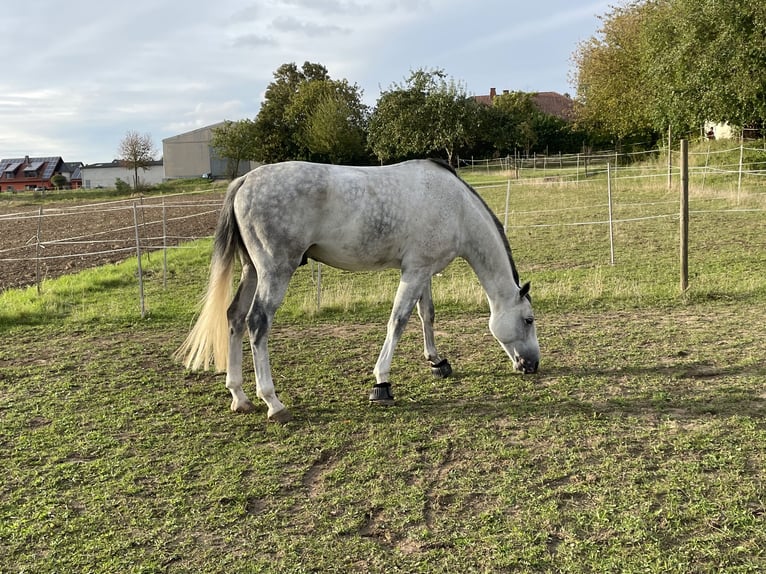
[1,151,764,312]
[0,188,225,302]
[458,142,766,187]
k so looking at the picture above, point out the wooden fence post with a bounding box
[680,139,689,293]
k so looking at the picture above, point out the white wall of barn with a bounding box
[81,163,165,189]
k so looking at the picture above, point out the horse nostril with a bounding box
[523,360,539,374]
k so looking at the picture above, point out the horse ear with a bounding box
[519,281,531,300]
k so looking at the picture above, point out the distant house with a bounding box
[703,122,734,140]
[0,156,82,192]
[474,88,575,120]
[162,122,258,180]
[80,159,165,189]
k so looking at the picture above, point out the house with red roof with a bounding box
[475,88,574,120]
[0,156,82,192]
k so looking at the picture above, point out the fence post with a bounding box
[35,206,43,294]
[737,141,744,205]
[607,163,615,265]
[667,126,672,190]
[504,179,511,232]
[680,139,689,293]
[316,262,322,309]
[133,202,146,318]
[701,140,711,194]
[576,153,580,183]
[162,198,168,289]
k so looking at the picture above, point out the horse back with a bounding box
[232,161,466,272]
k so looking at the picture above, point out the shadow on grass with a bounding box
[287,358,766,428]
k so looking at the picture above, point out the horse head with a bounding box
[488,282,540,374]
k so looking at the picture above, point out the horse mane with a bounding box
[427,159,523,289]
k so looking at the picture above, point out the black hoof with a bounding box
[430,359,452,378]
[369,382,395,406]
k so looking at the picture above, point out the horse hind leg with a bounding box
[226,263,258,413]
[417,278,452,379]
[247,266,293,423]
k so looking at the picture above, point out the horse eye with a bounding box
[525,317,535,326]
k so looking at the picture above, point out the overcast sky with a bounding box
[0,0,610,164]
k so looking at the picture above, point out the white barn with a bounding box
[81,160,165,189]
[162,122,258,180]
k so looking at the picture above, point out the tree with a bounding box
[571,1,656,139]
[368,68,477,164]
[211,119,260,179]
[118,131,157,190]
[572,0,766,141]
[489,91,538,156]
[252,62,330,163]
[641,0,766,131]
[286,79,369,164]
[50,174,67,189]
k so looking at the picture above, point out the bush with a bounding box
[114,178,131,193]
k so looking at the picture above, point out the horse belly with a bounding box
[306,242,401,271]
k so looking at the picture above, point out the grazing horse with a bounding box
[177,159,539,422]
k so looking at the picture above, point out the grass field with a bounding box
[1,149,766,572]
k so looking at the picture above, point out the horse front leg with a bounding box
[417,278,452,379]
[225,263,258,413]
[371,273,427,406]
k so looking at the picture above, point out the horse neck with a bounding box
[461,207,520,312]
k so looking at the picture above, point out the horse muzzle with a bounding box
[514,356,539,374]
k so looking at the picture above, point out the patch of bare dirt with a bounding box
[0,192,223,292]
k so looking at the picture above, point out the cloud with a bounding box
[272,15,350,36]
[0,0,605,162]
[232,33,278,48]
[229,3,261,23]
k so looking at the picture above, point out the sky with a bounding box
[0,0,611,164]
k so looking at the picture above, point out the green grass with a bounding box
[1,155,766,572]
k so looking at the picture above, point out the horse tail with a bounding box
[176,175,247,371]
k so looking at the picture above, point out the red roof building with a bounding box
[0,156,82,192]
[475,88,574,121]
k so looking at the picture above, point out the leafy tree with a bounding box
[573,0,766,140]
[50,174,67,189]
[252,62,330,163]
[641,0,766,132]
[211,119,260,179]
[571,1,656,139]
[489,91,538,155]
[118,131,157,190]
[287,79,369,164]
[368,68,477,164]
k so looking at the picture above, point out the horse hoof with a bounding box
[268,408,293,424]
[231,399,257,413]
[369,382,395,406]
[430,359,452,378]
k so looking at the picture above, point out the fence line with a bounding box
[2,200,762,264]
[1,163,763,308]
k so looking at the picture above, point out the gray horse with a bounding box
[177,159,539,422]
